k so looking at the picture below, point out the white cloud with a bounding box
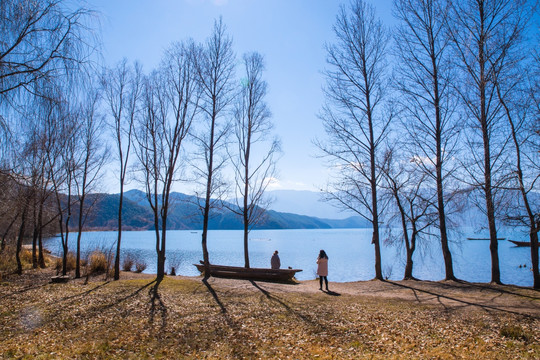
[266,177,317,191]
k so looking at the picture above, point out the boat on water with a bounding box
[467,237,506,240]
[508,240,532,247]
[194,262,302,282]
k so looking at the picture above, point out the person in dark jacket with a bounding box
[271,250,281,269]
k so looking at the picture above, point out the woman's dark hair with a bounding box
[318,250,328,259]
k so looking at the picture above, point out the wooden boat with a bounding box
[194,262,302,282]
[467,237,506,240]
[508,240,531,247]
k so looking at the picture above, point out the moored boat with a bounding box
[194,262,302,282]
[508,240,531,247]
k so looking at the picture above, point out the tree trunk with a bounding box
[2,213,19,253]
[369,114,382,280]
[433,60,456,281]
[202,111,216,276]
[114,182,124,281]
[402,215,413,280]
[38,225,45,268]
[531,228,540,289]
[156,229,166,281]
[75,225,83,278]
[16,203,29,275]
[31,221,38,269]
[483,134,500,284]
[76,192,87,279]
[437,179,455,281]
[404,242,414,280]
[243,153,250,269]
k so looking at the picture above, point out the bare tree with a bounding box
[392,0,461,280]
[317,0,392,280]
[41,88,76,276]
[381,147,437,280]
[228,52,280,268]
[494,53,540,287]
[0,0,96,161]
[102,60,143,280]
[26,117,53,269]
[1,0,97,275]
[135,40,199,282]
[193,18,235,276]
[73,86,108,278]
[448,0,530,284]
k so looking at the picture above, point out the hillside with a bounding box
[78,190,370,231]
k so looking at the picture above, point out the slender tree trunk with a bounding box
[479,6,500,284]
[1,213,18,252]
[498,86,539,287]
[433,59,456,281]
[397,199,413,280]
[243,211,249,269]
[63,193,72,277]
[202,111,216,276]
[31,226,38,269]
[16,203,29,275]
[154,208,163,280]
[202,189,211,274]
[368,105,382,280]
[32,205,38,269]
[437,174,455,280]
[483,129,500,283]
[75,194,86,278]
[157,220,166,281]
[404,231,417,280]
[531,230,540,289]
[243,135,251,269]
[114,182,124,281]
[38,223,45,268]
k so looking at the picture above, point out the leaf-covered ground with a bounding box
[1,269,539,359]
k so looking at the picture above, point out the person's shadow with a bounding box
[323,289,341,296]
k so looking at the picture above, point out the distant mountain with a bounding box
[266,190,356,219]
[78,189,369,230]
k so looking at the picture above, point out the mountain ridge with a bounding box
[79,189,370,230]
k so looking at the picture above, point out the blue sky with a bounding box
[93,0,394,192]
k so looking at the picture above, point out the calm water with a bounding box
[44,228,536,286]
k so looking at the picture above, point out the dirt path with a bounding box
[181,275,540,318]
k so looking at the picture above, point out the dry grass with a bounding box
[88,250,109,274]
[134,260,147,273]
[0,269,539,359]
[0,246,55,276]
[54,252,76,273]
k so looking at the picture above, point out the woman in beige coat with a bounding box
[316,249,329,291]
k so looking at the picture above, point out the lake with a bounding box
[44,228,537,286]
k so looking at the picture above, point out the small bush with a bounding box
[55,252,76,272]
[500,325,531,342]
[0,247,17,274]
[122,254,134,272]
[135,260,147,273]
[89,250,108,274]
[20,248,34,264]
[167,253,181,276]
